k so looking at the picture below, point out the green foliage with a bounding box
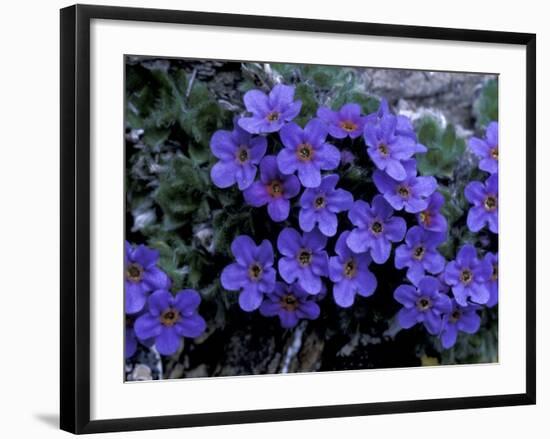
[416,117,466,179]
[154,154,211,230]
[473,79,498,127]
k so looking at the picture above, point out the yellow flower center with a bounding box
[484,195,497,211]
[371,221,383,234]
[416,297,431,311]
[236,146,249,163]
[344,259,357,278]
[268,180,283,198]
[298,249,312,266]
[281,294,299,311]
[340,120,357,132]
[297,143,314,162]
[266,111,280,122]
[160,308,180,327]
[126,263,143,282]
[248,263,263,280]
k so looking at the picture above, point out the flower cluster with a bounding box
[209,84,498,349]
[125,241,206,357]
[393,122,499,347]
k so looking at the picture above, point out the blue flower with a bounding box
[210,123,267,190]
[221,236,276,311]
[465,173,498,234]
[394,226,446,284]
[277,119,340,188]
[243,155,301,222]
[440,300,481,349]
[373,159,437,213]
[328,231,377,307]
[394,276,452,335]
[259,282,321,328]
[238,84,302,134]
[316,103,367,139]
[469,121,498,174]
[416,192,448,233]
[299,174,353,237]
[125,241,171,314]
[347,195,407,264]
[134,289,206,356]
[277,227,329,295]
[443,244,492,306]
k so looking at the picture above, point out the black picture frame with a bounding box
[60,4,536,434]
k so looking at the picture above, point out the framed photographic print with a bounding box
[60,4,536,434]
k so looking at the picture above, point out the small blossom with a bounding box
[393,276,452,334]
[243,155,300,222]
[299,174,353,237]
[416,192,448,233]
[443,244,492,306]
[125,241,171,314]
[277,119,340,188]
[469,121,498,174]
[365,99,427,152]
[484,252,499,307]
[373,159,437,213]
[347,195,407,264]
[395,226,446,284]
[238,84,302,134]
[221,236,276,311]
[259,282,321,328]
[316,103,367,139]
[465,173,498,233]
[277,228,329,295]
[134,289,206,356]
[440,300,481,349]
[210,123,267,190]
[363,113,419,181]
[125,311,153,358]
[328,231,377,307]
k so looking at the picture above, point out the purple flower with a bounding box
[416,192,448,233]
[395,226,446,284]
[346,195,407,264]
[210,124,267,190]
[243,155,300,222]
[440,300,481,349]
[443,244,492,306]
[125,311,153,358]
[125,241,171,314]
[363,114,419,181]
[316,103,367,139]
[299,174,353,237]
[221,236,276,311]
[259,282,321,328]
[394,276,452,334]
[465,173,498,233]
[238,84,302,134]
[277,228,329,295]
[373,159,437,213]
[469,121,498,174]
[484,252,499,307]
[328,231,377,307]
[365,99,427,153]
[277,119,340,188]
[134,289,206,356]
